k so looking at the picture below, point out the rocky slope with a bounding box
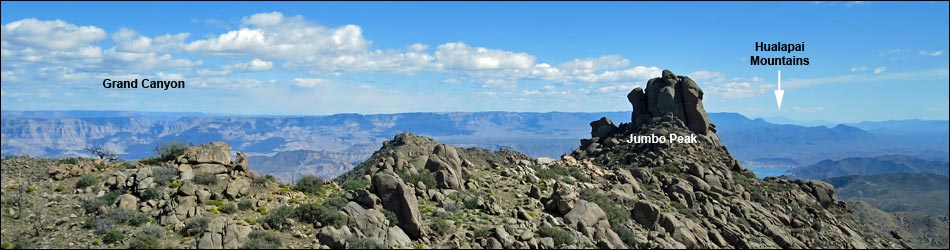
[0,69,904,249]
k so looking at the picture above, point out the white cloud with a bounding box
[689,70,725,82]
[293,77,328,88]
[920,50,944,57]
[1,18,106,50]
[873,66,886,74]
[185,13,369,58]
[434,42,534,70]
[111,28,188,53]
[557,55,629,75]
[707,81,768,98]
[850,66,868,72]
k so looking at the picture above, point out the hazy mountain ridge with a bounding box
[787,155,949,180]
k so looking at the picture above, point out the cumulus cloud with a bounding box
[1,18,106,50]
[434,42,534,70]
[292,77,329,88]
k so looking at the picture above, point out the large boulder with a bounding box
[318,226,352,249]
[590,117,618,139]
[546,181,579,215]
[425,144,464,190]
[341,202,389,240]
[225,178,250,199]
[564,200,607,228]
[116,194,139,210]
[197,217,251,249]
[372,170,425,239]
[184,142,232,165]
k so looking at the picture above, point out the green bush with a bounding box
[241,230,283,249]
[106,208,151,226]
[580,189,630,226]
[140,224,165,239]
[151,167,179,185]
[430,218,453,236]
[323,195,348,210]
[252,175,269,187]
[140,187,161,200]
[537,226,575,246]
[397,168,436,189]
[382,209,400,226]
[55,184,65,192]
[613,225,638,248]
[194,173,218,185]
[155,141,188,162]
[294,175,325,195]
[80,190,123,214]
[102,229,125,244]
[128,235,161,249]
[238,199,254,211]
[61,158,80,165]
[341,179,370,191]
[534,164,590,183]
[294,203,346,228]
[345,236,382,249]
[181,216,210,237]
[76,174,99,189]
[84,217,116,234]
[221,203,238,214]
[262,206,294,230]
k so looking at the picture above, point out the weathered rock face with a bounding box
[628,69,719,144]
[425,144,464,190]
[372,170,425,239]
[184,142,232,165]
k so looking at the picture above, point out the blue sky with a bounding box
[1,1,947,122]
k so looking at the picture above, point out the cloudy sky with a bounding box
[1,2,947,122]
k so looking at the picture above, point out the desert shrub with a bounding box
[294,175,325,195]
[341,179,370,191]
[168,180,182,188]
[151,167,179,185]
[473,227,491,239]
[382,209,400,226]
[85,145,119,161]
[262,206,294,230]
[140,224,165,239]
[580,189,630,226]
[155,141,188,162]
[613,225,638,248]
[206,199,225,207]
[181,216,210,237]
[241,230,282,249]
[107,208,151,226]
[534,164,590,183]
[323,195,348,210]
[252,175,269,187]
[463,197,480,210]
[430,218,453,236]
[345,236,383,249]
[61,157,80,165]
[294,203,346,228]
[397,168,436,189]
[238,199,254,211]
[537,226,574,246]
[55,184,65,192]
[128,235,161,249]
[194,173,218,185]
[140,187,161,200]
[221,203,238,214]
[80,190,122,214]
[76,174,99,189]
[84,217,116,234]
[102,229,125,244]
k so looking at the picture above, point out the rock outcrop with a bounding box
[628,69,719,144]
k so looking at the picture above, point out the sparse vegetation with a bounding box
[294,202,346,228]
[155,141,189,162]
[76,174,99,189]
[382,209,400,226]
[241,230,283,249]
[182,216,210,237]
[194,173,218,185]
[430,218,453,236]
[238,199,255,211]
[345,236,383,249]
[581,189,631,226]
[294,175,325,195]
[61,157,79,165]
[151,166,179,185]
[538,226,575,246]
[262,206,294,230]
[102,229,125,244]
[397,168,437,189]
[533,164,590,183]
[140,187,161,200]
[221,203,238,214]
[85,145,119,162]
[342,179,370,191]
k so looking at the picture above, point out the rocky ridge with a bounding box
[0,69,903,249]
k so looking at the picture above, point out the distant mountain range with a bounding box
[2,110,947,181]
[786,155,949,180]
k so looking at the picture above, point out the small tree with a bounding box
[85,145,119,162]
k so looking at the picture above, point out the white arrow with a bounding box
[774,70,784,110]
